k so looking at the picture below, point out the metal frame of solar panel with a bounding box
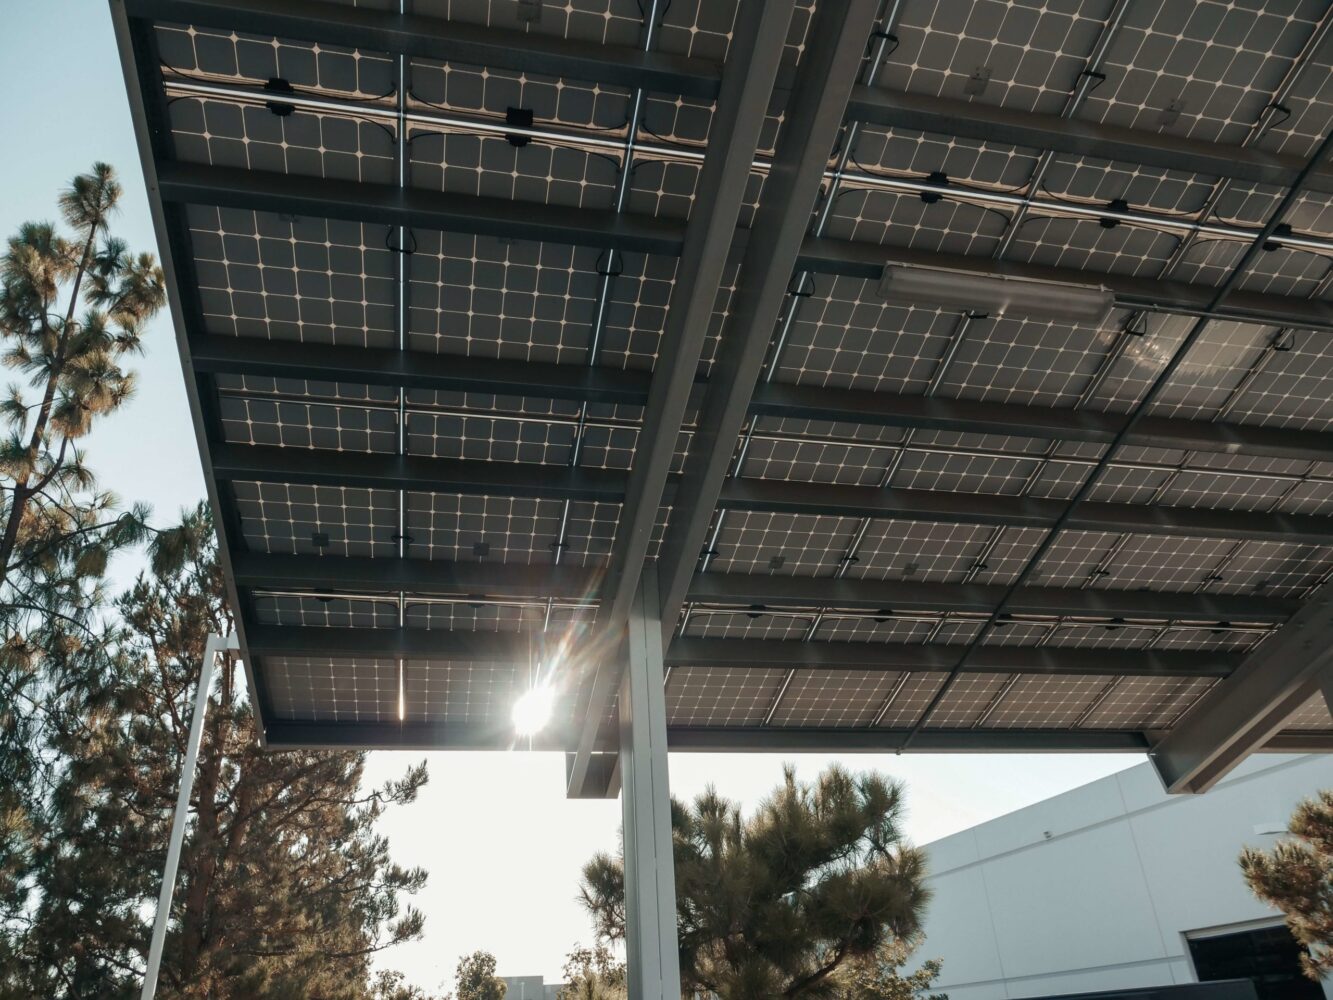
[113,0,1333,799]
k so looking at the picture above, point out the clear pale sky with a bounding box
[1,3,1144,992]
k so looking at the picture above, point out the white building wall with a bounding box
[918,754,1333,1000]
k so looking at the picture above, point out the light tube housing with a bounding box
[877,265,1115,324]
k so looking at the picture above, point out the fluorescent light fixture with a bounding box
[877,265,1114,323]
[512,684,555,736]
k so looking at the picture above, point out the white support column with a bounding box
[620,570,680,1000]
[141,632,237,1000]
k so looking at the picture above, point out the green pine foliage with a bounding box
[558,945,626,1000]
[0,163,164,618]
[1,507,432,999]
[449,951,507,1000]
[0,163,165,984]
[1240,790,1333,981]
[578,765,932,1000]
[832,940,946,1000]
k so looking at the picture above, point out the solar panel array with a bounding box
[117,0,1333,767]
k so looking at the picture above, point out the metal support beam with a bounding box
[192,334,654,407]
[232,551,598,598]
[246,624,530,660]
[124,0,722,100]
[717,479,1333,545]
[261,720,1167,754]
[566,0,797,798]
[666,638,1235,677]
[234,550,1298,622]
[265,719,573,752]
[669,727,1151,753]
[844,86,1333,196]
[157,161,683,257]
[748,382,1333,464]
[245,627,1236,677]
[195,334,1333,465]
[141,633,237,1000]
[210,443,627,501]
[617,573,681,998]
[1150,587,1333,793]
[687,573,1295,624]
[656,0,884,649]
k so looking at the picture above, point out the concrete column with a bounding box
[620,569,680,1000]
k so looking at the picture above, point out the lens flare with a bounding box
[512,684,555,736]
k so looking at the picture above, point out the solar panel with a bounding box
[114,0,1333,778]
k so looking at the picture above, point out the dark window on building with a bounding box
[1189,926,1323,1000]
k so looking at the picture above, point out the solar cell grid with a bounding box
[220,394,400,453]
[982,674,1113,729]
[266,655,399,722]
[407,57,631,129]
[1207,540,1332,598]
[404,409,577,464]
[666,666,787,726]
[738,435,894,486]
[406,231,602,362]
[924,671,1014,727]
[253,594,399,628]
[825,188,1010,257]
[770,669,901,727]
[875,672,948,728]
[813,615,940,644]
[849,519,994,583]
[932,312,1122,408]
[842,127,1041,192]
[187,206,397,347]
[402,660,522,724]
[1253,47,1333,160]
[875,0,1112,115]
[1077,1,1324,145]
[1039,156,1217,217]
[155,23,396,98]
[1003,216,1181,278]
[412,0,643,46]
[682,611,815,642]
[168,97,397,183]
[1081,675,1216,729]
[233,481,399,557]
[773,281,955,392]
[408,128,621,209]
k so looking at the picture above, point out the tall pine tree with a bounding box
[0,163,165,977]
[5,507,431,999]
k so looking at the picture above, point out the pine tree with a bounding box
[0,162,165,978]
[579,765,931,1000]
[558,945,626,1000]
[1240,789,1333,981]
[0,162,164,605]
[832,939,946,1000]
[5,506,431,999]
[450,951,507,1000]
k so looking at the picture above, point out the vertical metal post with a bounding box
[620,571,680,1000]
[141,632,235,1000]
